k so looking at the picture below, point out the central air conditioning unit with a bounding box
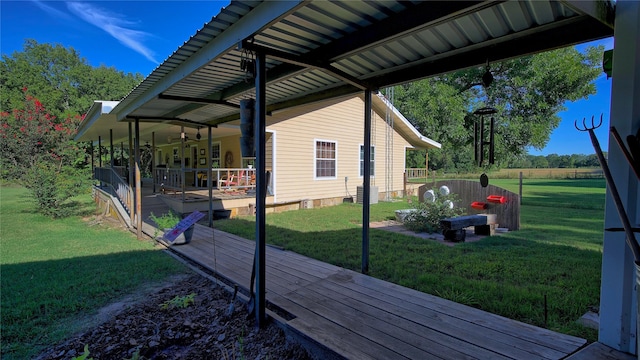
[356,185,379,204]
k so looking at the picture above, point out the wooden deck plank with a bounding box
[314,273,556,360]
[340,270,586,353]
[286,283,495,360]
[270,294,412,360]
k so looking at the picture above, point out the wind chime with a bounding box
[473,106,497,167]
[472,60,496,187]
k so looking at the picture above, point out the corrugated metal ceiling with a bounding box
[111,0,613,129]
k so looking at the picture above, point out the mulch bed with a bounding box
[36,274,312,360]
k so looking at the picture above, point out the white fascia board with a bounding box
[112,1,305,121]
[375,92,442,149]
[75,100,120,141]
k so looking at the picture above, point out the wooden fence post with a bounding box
[519,171,523,205]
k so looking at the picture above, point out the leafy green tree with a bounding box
[531,155,549,169]
[0,90,90,217]
[0,39,142,118]
[396,45,602,171]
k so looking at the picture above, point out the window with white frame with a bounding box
[211,142,221,168]
[359,145,375,177]
[315,140,336,178]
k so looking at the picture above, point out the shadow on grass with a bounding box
[1,250,186,360]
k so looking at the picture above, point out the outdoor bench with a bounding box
[439,214,497,242]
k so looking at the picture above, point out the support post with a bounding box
[255,50,267,327]
[599,1,640,353]
[90,142,94,174]
[362,89,372,274]
[208,126,213,227]
[181,126,186,204]
[110,129,114,168]
[519,172,523,205]
[152,132,156,193]
[98,136,102,168]
[128,123,134,224]
[135,119,142,239]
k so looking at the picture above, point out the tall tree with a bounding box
[0,39,142,118]
[397,45,603,171]
[0,90,89,217]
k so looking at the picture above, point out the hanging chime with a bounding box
[473,106,497,167]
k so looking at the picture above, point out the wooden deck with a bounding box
[162,224,587,360]
[116,185,633,360]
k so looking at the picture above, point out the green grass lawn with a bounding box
[0,186,190,360]
[216,178,606,341]
[0,178,606,358]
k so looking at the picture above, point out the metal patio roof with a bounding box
[91,0,614,133]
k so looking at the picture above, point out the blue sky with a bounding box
[1,1,613,156]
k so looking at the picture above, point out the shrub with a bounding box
[22,161,89,218]
[403,188,465,233]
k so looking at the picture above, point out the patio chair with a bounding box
[219,173,237,188]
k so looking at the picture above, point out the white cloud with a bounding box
[66,2,159,64]
[30,0,72,20]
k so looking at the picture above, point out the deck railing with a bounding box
[94,167,132,211]
[154,167,256,191]
[406,168,428,180]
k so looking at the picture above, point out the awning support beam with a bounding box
[254,50,267,328]
[362,89,372,274]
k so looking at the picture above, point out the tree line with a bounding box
[508,153,602,169]
[395,44,604,173]
[1,40,142,217]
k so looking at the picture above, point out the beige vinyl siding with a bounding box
[267,96,412,203]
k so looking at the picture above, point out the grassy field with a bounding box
[216,178,606,341]
[0,186,189,360]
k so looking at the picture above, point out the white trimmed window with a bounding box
[360,145,375,177]
[211,142,221,168]
[315,140,336,179]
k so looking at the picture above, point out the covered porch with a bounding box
[75,0,640,355]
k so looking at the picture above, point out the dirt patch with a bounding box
[370,220,490,246]
[36,274,312,360]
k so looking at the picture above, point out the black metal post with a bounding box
[152,132,156,193]
[98,136,102,168]
[110,129,114,168]
[208,125,213,227]
[135,118,142,239]
[128,122,134,224]
[362,89,372,274]
[255,50,267,327]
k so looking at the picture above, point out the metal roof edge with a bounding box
[373,92,442,150]
[75,101,119,142]
[110,0,305,121]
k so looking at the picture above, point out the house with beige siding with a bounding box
[80,92,439,215]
